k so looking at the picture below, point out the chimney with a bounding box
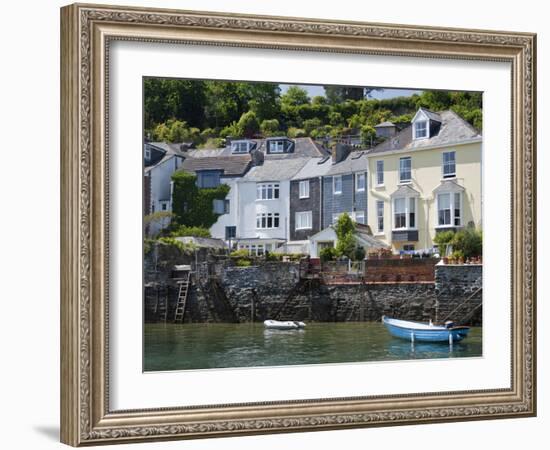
[250,149,264,166]
[331,143,352,164]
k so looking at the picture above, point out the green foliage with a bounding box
[171,171,230,227]
[236,111,260,138]
[260,119,280,136]
[360,125,376,146]
[144,79,483,145]
[287,127,307,138]
[230,249,250,258]
[334,213,356,259]
[353,246,366,261]
[157,237,198,254]
[235,259,252,267]
[152,119,200,143]
[433,230,455,246]
[198,137,224,149]
[319,246,337,262]
[452,228,483,258]
[169,225,211,238]
[144,211,173,238]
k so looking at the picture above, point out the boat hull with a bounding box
[382,317,470,343]
[263,320,306,330]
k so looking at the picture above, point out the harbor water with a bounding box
[144,322,482,372]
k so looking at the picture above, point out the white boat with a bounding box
[263,320,306,330]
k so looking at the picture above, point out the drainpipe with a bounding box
[319,176,323,231]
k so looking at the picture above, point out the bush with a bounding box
[169,225,211,238]
[452,228,482,258]
[353,246,366,261]
[230,249,250,258]
[157,237,197,254]
[235,259,252,267]
[260,119,280,136]
[320,247,336,262]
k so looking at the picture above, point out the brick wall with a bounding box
[364,258,437,282]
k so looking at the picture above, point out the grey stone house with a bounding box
[322,144,369,228]
[289,156,332,241]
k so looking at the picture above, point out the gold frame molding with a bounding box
[60,3,536,446]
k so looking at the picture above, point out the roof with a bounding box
[326,150,369,176]
[433,179,465,194]
[390,184,421,198]
[241,158,310,182]
[374,121,396,128]
[309,224,388,249]
[417,108,442,123]
[174,236,227,249]
[291,156,332,180]
[144,142,187,172]
[368,110,481,155]
[180,155,252,176]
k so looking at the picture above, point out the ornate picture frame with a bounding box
[60,3,536,446]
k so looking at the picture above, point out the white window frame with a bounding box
[295,211,313,230]
[442,151,456,178]
[399,157,412,183]
[354,211,365,224]
[144,147,151,160]
[231,140,251,154]
[256,183,280,200]
[255,212,280,229]
[269,140,285,153]
[376,200,384,233]
[414,120,428,139]
[299,180,310,199]
[436,191,462,228]
[376,160,384,186]
[333,175,343,195]
[392,196,418,231]
[355,172,366,192]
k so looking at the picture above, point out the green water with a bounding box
[144,322,482,372]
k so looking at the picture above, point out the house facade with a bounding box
[288,157,332,243]
[366,108,482,253]
[143,142,186,235]
[322,144,369,228]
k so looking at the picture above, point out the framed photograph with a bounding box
[60,3,536,446]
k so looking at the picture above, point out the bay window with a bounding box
[393,196,417,230]
[256,212,280,229]
[437,192,462,227]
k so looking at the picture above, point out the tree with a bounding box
[360,125,376,146]
[335,213,356,259]
[260,119,280,136]
[236,111,260,138]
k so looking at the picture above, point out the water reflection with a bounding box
[144,322,482,372]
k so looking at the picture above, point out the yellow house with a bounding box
[367,108,482,253]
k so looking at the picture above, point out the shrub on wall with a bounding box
[171,171,230,227]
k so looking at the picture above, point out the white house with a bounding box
[144,142,185,235]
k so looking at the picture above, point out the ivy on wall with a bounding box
[171,171,230,227]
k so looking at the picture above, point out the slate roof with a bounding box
[144,142,186,173]
[291,156,332,181]
[326,150,369,176]
[180,154,252,177]
[374,121,396,128]
[433,179,465,194]
[241,158,310,182]
[419,108,442,123]
[390,184,421,198]
[368,110,481,155]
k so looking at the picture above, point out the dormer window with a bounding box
[414,120,428,139]
[231,140,252,154]
[266,137,293,154]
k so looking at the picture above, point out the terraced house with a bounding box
[366,108,482,252]
[322,143,369,228]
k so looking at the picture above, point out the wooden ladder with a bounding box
[174,272,190,324]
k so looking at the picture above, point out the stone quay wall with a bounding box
[144,251,482,324]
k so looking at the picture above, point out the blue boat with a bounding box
[382,316,470,344]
